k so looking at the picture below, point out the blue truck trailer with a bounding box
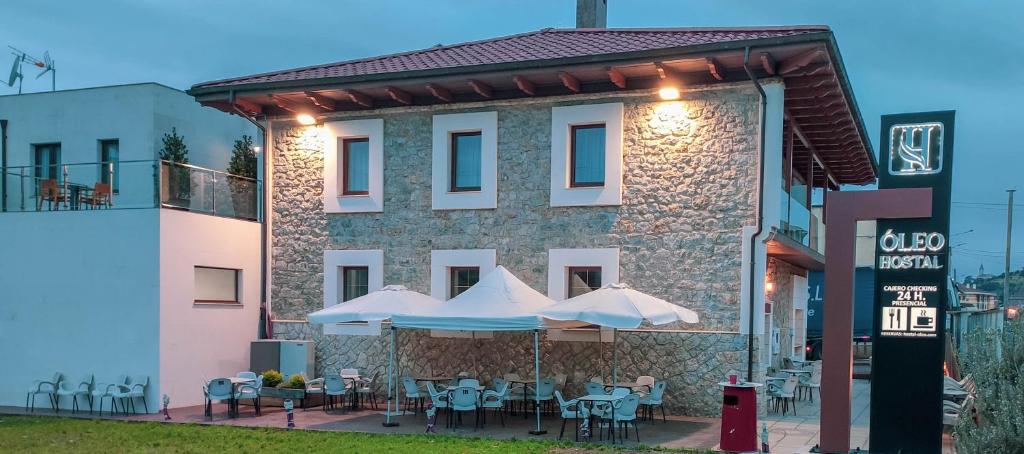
[805,267,875,360]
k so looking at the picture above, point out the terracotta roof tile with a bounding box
[194,27,828,89]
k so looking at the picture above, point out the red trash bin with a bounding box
[719,382,761,452]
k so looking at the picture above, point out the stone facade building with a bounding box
[190,26,877,416]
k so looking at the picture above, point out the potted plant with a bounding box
[159,128,191,208]
[226,135,258,219]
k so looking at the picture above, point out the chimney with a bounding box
[576,0,607,28]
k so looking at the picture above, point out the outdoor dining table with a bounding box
[604,381,650,392]
[575,394,625,444]
[414,376,452,383]
[341,374,363,410]
[779,368,811,377]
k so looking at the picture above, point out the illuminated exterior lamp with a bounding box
[296,113,317,126]
[658,85,681,101]
[765,280,775,295]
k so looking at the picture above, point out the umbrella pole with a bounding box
[383,326,399,427]
[529,329,546,435]
[612,328,618,387]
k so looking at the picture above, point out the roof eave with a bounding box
[821,33,879,181]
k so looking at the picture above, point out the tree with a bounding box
[954,319,1024,453]
[159,127,189,164]
[227,135,257,179]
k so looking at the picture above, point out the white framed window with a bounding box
[323,249,384,335]
[194,266,241,305]
[550,103,623,207]
[432,112,497,210]
[323,119,384,213]
[546,248,619,342]
[430,249,496,338]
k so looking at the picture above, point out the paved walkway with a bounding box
[2,379,955,452]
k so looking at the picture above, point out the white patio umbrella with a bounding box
[539,283,699,385]
[307,285,442,427]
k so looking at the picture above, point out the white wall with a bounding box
[0,83,255,178]
[158,209,261,408]
[0,209,161,409]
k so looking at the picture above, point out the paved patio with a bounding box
[2,378,955,452]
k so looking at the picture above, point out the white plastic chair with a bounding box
[205,378,235,419]
[799,362,822,401]
[769,375,799,415]
[237,371,257,380]
[639,381,667,422]
[602,393,642,442]
[591,387,630,419]
[426,381,450,425]
[480,381,509,426]
[449,386,480,430]
[401,376,425,415]
[91,375,128,416]
[236,375,263,416]
[26,372,62,412]
[633,375,656,395]
[355,372,379,410]
[112,375,149,414]
[56,374,93,413]
[555,390,590,441]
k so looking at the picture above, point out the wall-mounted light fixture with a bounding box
[658,86,681,101]
[765,280,775,295]
[296,113,317,126]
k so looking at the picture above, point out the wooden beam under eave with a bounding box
[270,95,301,113]
[338,89,373,108]
[385,86,413,105]
[231,99,263,116]
[558,72,580,93]
[706,57,725,81]
[304,92,336,110]
[760,52,777,75]
[786,111,841,187]
[778,48,826,75]
[512,75,535,96]
[425,83,453,102]
[607,67,627,89]
[653,62,669,79]
[467,79,492,99]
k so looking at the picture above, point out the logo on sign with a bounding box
[889,122,943,176]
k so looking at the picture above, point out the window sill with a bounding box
[338,193,371,198]
[193,301,242,307]
[446,189,482,194]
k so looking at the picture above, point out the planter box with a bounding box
[260,387,322,408]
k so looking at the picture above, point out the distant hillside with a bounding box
[965,269,1024,301]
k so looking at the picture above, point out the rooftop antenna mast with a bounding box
[6,47,55,93]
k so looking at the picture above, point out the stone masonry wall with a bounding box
[767,258,803,370]
[270,86,763,416]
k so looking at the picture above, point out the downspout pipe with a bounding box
[742,47,767,382]
[1,119,7,212]
[228,90,270,338]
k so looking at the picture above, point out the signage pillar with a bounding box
[870,111,955,453]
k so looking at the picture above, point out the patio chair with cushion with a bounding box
[602,393,642,442]
[449,386,480,430]
[26,372,63,412]
[236,375,263,416]
[401,376,425,415]
[480,381,509,427]
[426,381,450,425]
[323,376,349,412]
[205,378,235,419]
[355,372,379,410]
[943,395,975,427]
[112,375,149,415]
[56,374,93,414]
[555,390,590,441]
[90,375,127,415]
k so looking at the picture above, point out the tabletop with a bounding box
[229,377,255,384]
[780,369,811,375]
[577,394,626,402]
[717,381,764,388]
[507,378,536,384]
[414,376,452,382]
[604,382,642,388]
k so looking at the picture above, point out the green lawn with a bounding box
[0,416,714,453]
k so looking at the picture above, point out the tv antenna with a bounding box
[6,47,55,93]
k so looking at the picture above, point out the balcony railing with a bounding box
[779,192,824,254]
[1,160,261,221]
